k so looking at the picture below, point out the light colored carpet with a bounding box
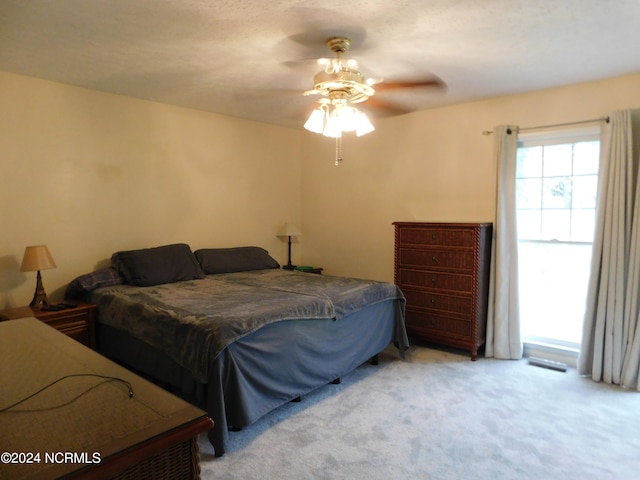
[197,344,640,479]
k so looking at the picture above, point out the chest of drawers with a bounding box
[394,222,493,360]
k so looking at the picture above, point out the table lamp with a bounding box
[277,223,302,270]
[21,245,57,309]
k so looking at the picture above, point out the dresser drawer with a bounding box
[397,227,476,248]
[397,268,473,293]
[402,288,473,315]
[405,310,471,338]
[397,248,475,271]
[57,322,91,345]
[41,310,89,330]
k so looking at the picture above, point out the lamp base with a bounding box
[29,271,51,310]
[283,235,296,271]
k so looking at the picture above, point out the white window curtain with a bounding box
[622,131,640,388]
[579,109,640,390]
[486,125,523,359]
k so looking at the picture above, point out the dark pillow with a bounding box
[194,246,280,274]
[65,267,125,298]
[111,243,204,287]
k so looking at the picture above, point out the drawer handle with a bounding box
[431,255,439,264]
[431,276,437,284]
[430,298,436,304]
[430,319,436,327]
[431,234,437,240]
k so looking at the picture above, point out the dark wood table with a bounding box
[0,317,213,480]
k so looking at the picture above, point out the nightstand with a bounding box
[0,301,96,349]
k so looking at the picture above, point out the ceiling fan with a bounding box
[301,36,445,163]
[304,37,375,104]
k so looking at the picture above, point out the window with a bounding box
[516,128,600,351]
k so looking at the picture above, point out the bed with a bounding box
[66,243,408,457]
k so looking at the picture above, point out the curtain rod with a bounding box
[482,116,610,135]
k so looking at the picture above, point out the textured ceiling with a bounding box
[1,0,639,129]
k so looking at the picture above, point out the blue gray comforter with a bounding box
[91,269,405,382]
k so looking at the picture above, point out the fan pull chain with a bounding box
[335,136,343,166]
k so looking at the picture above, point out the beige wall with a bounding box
[2,69,640,308]
[300,73,640,282]
[0,71,302,308]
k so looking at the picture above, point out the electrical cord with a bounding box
[0,374,134,412]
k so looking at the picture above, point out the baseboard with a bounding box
[523,341,579,368]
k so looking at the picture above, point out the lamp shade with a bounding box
[304,108,326,134]
[277,223,302,237]
[20,245,57,272]
[355,111,375,136]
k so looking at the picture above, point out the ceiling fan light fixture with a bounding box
[322,115,342,138]
[303,107,326,134]
[331,104,358,132]
[304,101,374,139]
[302,37,379,162]
[355,111,375,136]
